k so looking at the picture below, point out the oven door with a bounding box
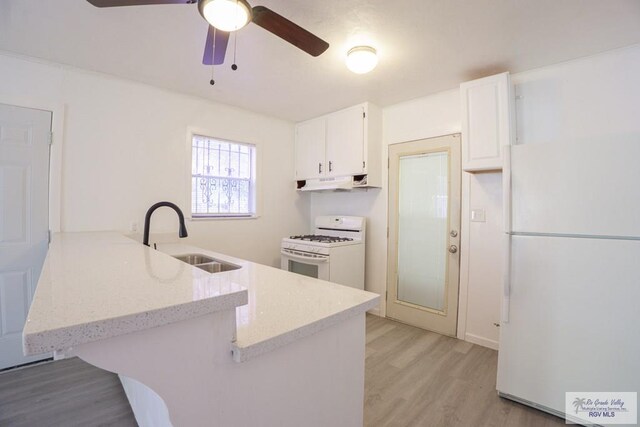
[280,249,330,281]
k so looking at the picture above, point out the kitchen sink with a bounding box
[172,253,241,274]
[173,254,215,265]
[195,262,240,273]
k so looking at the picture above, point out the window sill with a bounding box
[189,215,259,221]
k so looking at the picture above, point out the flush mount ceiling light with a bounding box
[199,0,253,32]
[346,46,378,74]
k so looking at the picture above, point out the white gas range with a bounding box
[281,216,366,289]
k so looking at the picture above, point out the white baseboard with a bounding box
[464,333,499,350]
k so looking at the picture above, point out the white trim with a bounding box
[0,93,65,233]
[464,332,499,350]
[380,142,390,317]
[189,215,260,221]
[456,171,471,340]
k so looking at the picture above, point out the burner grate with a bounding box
[289,234,354,243]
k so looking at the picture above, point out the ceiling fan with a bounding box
[86,0,330,67]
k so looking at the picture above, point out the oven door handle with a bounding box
[281,250,329,264]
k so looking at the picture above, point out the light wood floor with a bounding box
[364,315,565,427]
[0,357,136,426]
[0,315,565,426]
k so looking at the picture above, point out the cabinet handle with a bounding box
[329,161,333,172]
[319,163,322,174]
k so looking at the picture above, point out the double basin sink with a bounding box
[173,253,241,274]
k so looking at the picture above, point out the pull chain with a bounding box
[231,0,239,70]
[210,27,216,85]
[232,30,238,71]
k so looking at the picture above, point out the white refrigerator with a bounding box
[496,139,640,423]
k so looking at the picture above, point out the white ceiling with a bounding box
[1,0,639,121]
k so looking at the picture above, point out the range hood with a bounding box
[297,174,371,192]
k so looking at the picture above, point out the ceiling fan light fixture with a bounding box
[346,46,378,74]
[200,0,252,32]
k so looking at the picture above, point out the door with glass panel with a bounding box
[387,134,461,336]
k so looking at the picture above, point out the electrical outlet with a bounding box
[471,209,486,222]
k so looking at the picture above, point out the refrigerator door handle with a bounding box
[502,144,512,323]
[503,145,512,234]
[502,233,511,323]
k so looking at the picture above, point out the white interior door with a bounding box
[387,134,461,336]
[0,103,52,369]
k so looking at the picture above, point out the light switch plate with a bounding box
[471,209,486,222]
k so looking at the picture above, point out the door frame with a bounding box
[0,93,65,232]
[385,133,462,336]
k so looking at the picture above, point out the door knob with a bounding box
[448,245,458,254]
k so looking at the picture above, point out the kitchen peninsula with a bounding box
[23,232,378,427]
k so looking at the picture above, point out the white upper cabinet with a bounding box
[295,118,326,180]
[326,105,365,177]
[295,102,381,188]
[460,72,514,172]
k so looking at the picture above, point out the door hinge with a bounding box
[387,158,390,169]
[48,230,51,244]
[385,290,388,300]
[363,161,366,169]
[47,132,53,145]
[363,111,366,119]
[386,227,389,238]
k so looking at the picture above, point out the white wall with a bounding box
[0,52,308,267]
[459,172,503,349]
[311,43,640,347]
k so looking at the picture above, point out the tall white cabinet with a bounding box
[460,72,514,171]
[294,103,381,188]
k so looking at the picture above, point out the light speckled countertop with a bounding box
[22,232,248,356]
[157,242,379,362]
[23,232,379,362]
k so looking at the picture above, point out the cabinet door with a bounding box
[295,118,326,180]
[460,72,512,172]
[325,105,365,177]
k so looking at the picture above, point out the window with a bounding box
[191,134,256,217]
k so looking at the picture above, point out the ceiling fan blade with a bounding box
[251,6,329,57]
[203,26,230,65]
[86,0,190,7]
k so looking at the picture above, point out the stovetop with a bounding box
[288,234,354,243]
